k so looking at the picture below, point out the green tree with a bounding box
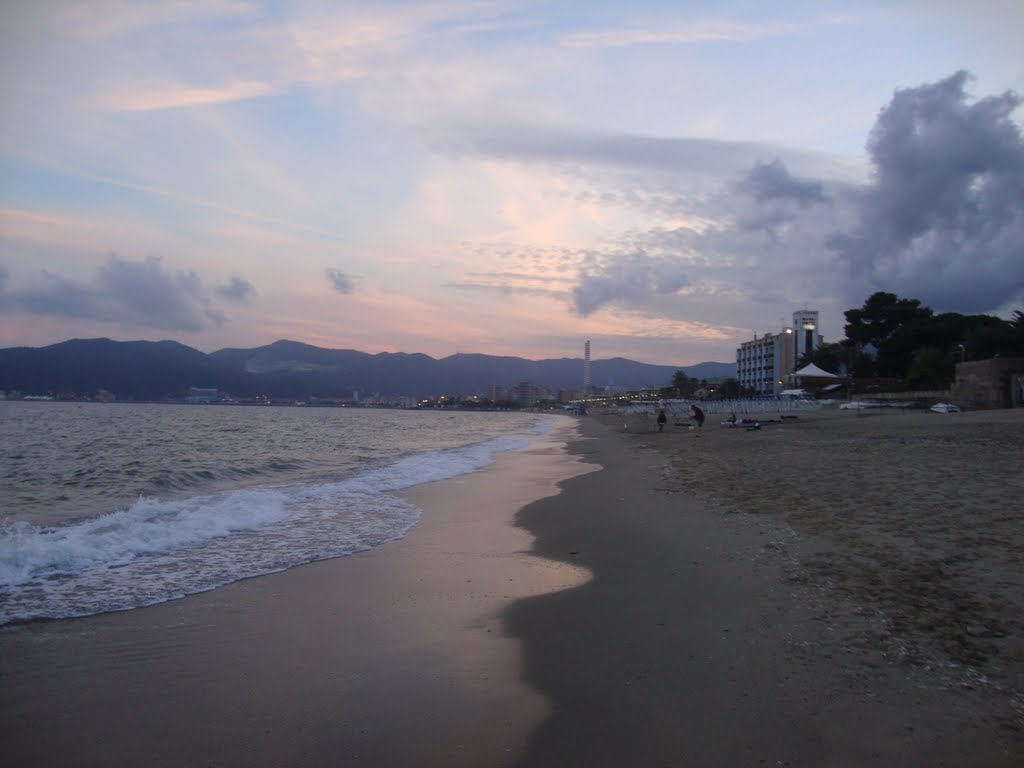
[717,378,743,398]
[906,346,949,389]
[839,293,1024,385]
[670,370,695,397]
[844,292,934,350]
[796,342,846,374]
[961,316,1023,360]
[1011,310,1024,355]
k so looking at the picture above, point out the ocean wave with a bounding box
[0,432,531,624]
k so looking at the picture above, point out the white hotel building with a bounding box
[736,310,822,395]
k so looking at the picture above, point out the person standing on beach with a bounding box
[690,404,705,429]
[657,408,667,432]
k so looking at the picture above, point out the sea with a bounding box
[0,401,555,626]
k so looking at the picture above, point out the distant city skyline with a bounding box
[1,1,1022,366]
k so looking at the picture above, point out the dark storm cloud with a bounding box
[560,156,853,324]
[215,276,255,303]
[429,116,857,326]
[436,73,1021,332]
[739,159,830,207]
[571,250,689,316]
[325,267,354,294]
[827,71,1024,312]
[7,255,225,330]
[731,158,842,236]
[564,73,1024,328]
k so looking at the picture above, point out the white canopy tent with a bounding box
[791,363,840,380]
[787,363,844,397]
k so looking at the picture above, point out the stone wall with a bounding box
[857,390,950,401]
[952,357,1024,410]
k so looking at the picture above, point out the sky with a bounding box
[1,0,1022,366]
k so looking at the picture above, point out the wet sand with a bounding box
[2,408,1021,766]
[0,420,593,767]
[504,407,1021,766]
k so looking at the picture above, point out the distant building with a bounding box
[736,310,823,395]
[515,381,538,408]
[737,331,792,395]
[583,340,591,396]
[186,387,220,404]
[792,309,822,366]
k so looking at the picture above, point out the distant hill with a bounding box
[0,338,736,400]
[0,338,215,401]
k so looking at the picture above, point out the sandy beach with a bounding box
[505,406,1020,767]
[0,421,593,767]
[2,407,1022,766]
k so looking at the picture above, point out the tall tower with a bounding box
[792,310,821,365]
[583,340,591,396]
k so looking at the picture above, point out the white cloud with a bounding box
[99,80,277,112]
[561,18,815,48]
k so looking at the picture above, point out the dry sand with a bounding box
[637,406,1023,704]
[505,406,1019,766]
[2,408,1021,767]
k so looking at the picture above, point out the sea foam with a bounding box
[0,432,531,624]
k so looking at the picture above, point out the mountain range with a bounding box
[0,338,736,401]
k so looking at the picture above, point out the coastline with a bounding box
[506,409,1022,766]
[3,407,1020,766]
[0,418,593,767]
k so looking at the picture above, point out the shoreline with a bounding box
[3,407,1020,766]
[504,410,1021,766]
[0,418,593,767]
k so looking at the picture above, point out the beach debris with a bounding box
[962,622,1005,638]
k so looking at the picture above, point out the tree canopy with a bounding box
[841,291,1023,386]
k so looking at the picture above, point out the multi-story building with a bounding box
[487,383,506,402]
[516,381,538,408]
[737,330,793,395]
[736,310,822,395]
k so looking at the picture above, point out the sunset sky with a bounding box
[1,1,1022,366]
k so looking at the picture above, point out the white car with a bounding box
[930,402,962,413]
